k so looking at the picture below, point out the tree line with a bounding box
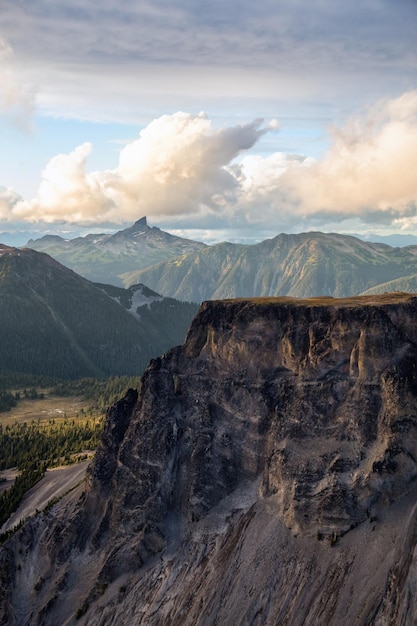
[0,375,139,533]
[51,375,139,411]
[0,464,46,530]
[0,417,103,471]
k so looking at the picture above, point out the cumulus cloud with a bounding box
[13,143,114,223]
[230,91,417,229]
[107,112,265,218]
[283,91,417,219]
[3,92,417,234]
[0,186,22,220]
[0,36,35,125]
[10,112,268,224]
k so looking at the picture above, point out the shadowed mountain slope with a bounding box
[361,273,417,295]
[0,245,197,379]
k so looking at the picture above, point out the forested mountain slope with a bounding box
[0,245,197,379]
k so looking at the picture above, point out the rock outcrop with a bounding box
[2,294,417,625]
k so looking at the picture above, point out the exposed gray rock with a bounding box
[2,293,417,625]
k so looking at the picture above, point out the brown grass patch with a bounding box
[218,292,417,308]
[0,394,98,427]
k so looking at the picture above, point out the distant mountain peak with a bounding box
[26,234,66,245]
[130,216,150,234]
[0,244,15,255]
[134,216,148,228]
[107,216,152,242]
[130,216,153,237]
[24,220,205,287]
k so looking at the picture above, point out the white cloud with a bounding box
[9,112,268,224]
[3,92,417,234]
[13,143,114,222]
[110,112,267,216]
[206,91,417,232]
[275,91,417,221]
[0,186,22,220]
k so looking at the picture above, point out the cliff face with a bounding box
[2,294,417,625]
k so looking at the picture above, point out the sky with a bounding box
[0,0,417,244]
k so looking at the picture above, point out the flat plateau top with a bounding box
[216,293,417,308]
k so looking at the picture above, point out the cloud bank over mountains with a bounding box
[1,0,416,240]
[1,92,417,235]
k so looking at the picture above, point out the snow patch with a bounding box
[128,286,163,319]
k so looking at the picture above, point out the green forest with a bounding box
[0,375,139,533]
[0,465,46,530]
[0,391,16,412]
[0,417,103,472]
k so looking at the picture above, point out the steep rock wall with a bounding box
[2,294,417,625]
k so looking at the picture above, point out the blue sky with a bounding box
[0,0,417,243]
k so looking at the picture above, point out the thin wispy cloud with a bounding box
[0,36,35,126]
[2,0,416,124]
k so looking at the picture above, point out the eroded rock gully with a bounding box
[2,294,417,625]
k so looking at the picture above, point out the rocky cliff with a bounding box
[2,294,417,625]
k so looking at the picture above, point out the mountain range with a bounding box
[26,222,417,300]
[131,231,417,301]
[0,244,198,380]
[26,216,205,287]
